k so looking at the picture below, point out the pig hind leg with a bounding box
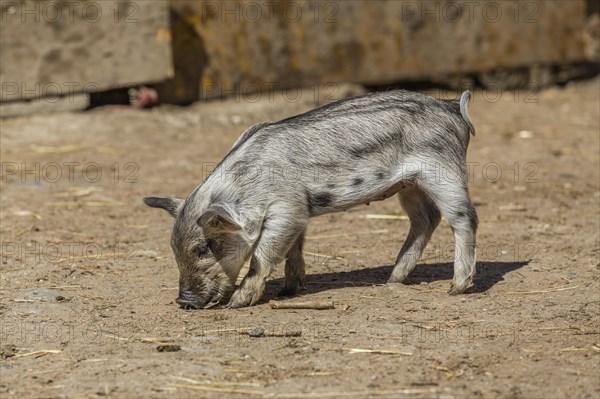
[421,177,478,294]
[278,229,307,297]
[388,186,441,284]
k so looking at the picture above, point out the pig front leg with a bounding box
[227,215,308,308]
[278,230,307,297]
[226,255,269,308]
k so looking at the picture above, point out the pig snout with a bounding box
[176,290,206,309]
[176,278,225,309]
[176,279,209,309]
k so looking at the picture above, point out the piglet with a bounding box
[145,90,478,308]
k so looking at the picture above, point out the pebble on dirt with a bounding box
[156,345,181,352]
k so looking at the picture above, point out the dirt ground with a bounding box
[1,78,599,399]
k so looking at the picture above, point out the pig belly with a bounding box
[305,179,412,217]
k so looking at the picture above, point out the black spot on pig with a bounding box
[313,193,333,207]
[352,178,364,186]
[209,192,222,204]
[348,142,383,158]
[453,203,478,231]
[307,192,334,213]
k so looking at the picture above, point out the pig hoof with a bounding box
[386,276,406,284]
[447,286,463,295]
[227,290,256,308]
[226,296,247,309]
[277,287,298,297]
[299,278,307,290]
[226,297,251,308]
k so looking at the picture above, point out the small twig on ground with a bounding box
[365,214,409,220]
[344,348,413,356]
[239,327,302,338]
[269,300,335,310]
[276,387,442,398]
[560,346,600,352]
[13,349,62,358]
[167,383,264,396]
[303,251,345,260]
[507,285,579,294]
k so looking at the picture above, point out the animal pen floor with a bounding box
[1,78,599,398]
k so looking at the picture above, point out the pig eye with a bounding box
[196,244,210,258]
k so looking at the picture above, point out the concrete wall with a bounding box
[0,0,590,105]
[160,0,587,102]
[0,0,172,102]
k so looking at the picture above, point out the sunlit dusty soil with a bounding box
[1,79,599,398]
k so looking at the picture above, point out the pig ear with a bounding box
[143,197,184,218]
[198,204,242,231]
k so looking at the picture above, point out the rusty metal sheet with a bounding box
[0,0,173,102]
